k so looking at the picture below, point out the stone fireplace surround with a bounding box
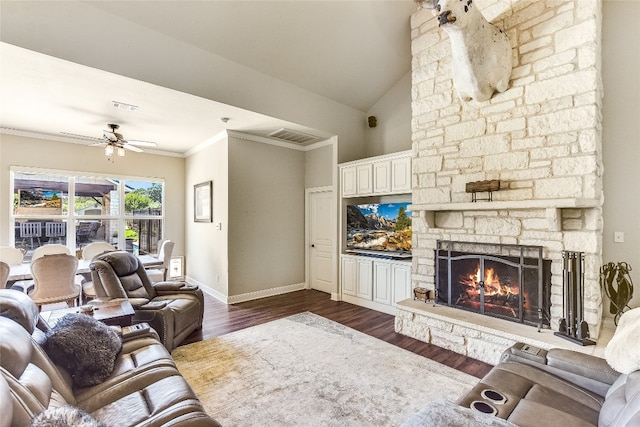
[395,0,607,364]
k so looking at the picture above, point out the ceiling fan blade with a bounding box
[88,141,107,147]
[127,140,158,147]
[124,144,143,153]
[103,130,119,142]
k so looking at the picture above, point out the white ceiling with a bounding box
[0,1,416,156]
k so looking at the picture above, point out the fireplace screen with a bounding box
[436,240,550,329]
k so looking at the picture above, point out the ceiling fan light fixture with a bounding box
[104,144,114,157]
[117,147,126,157]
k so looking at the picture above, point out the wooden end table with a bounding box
[41,300,135,328]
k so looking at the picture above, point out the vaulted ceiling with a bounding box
[0,1,416,155]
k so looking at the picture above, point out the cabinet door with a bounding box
[392,263,412,304]
[356,164,373,195]
[373,161,391,194]
[341,256,357,296]
[342,166,357,197]
[391,156,411,193]
[373,261,392,305]
[356,258,373,300]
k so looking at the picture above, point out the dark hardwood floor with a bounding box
[182,289,493,379]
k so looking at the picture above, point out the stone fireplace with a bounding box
[395,0,604,363]
[435,240,551,329]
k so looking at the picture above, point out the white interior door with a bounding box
[308,189,334,294]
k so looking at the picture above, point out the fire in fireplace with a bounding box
[436,240,551,329]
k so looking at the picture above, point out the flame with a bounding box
[459,265,521,298]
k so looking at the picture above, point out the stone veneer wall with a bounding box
[407,0,604,336]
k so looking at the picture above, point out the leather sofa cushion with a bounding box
[458,362,603,426]
[0,317,33,378]
[0,289,39,333]
[86,373,206,426]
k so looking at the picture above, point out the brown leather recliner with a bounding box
[90,251,204,351]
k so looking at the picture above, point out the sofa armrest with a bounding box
[501,343,620,396]
[547,348,620,385]
[153,281,199,295]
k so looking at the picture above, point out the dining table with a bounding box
[6,254,163,285]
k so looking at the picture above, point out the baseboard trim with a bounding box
[184,278,307,305]
[228,283,306,304]
[185,276,229,304]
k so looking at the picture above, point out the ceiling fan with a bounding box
[88,123,158,157]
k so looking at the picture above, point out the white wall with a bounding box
[183,135,229,298]
[364,71,412,158]
[601,0,640,306]
[0,134,186,254]
[305,144,334,189]
[228,136,305,296]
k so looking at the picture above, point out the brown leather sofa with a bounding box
[89,251,204,351]
[402,308,640,426]
[0,289,220,427]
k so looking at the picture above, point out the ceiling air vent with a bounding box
[268,128,320,145]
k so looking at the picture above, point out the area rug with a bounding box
[172,312,478,426]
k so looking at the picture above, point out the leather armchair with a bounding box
[90,251,204,351]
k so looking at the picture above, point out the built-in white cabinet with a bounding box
[391,156,411,193]
[341,150,411,198]
[341,255,357,296]
[339,149,413,315]
[341,255,411,315]
[373,161,391,194]
[356,164,373,195]
[392,262,412,303]
[373,261,392,305]
[341,167,357,197]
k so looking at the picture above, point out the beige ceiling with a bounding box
[0,0,416,155]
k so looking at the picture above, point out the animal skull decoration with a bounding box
[416,0,512,102]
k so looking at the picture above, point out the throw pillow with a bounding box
[44,314,122,387]
[605,307,640,374]
[31,406,108,427]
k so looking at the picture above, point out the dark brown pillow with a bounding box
[44,314,122,387]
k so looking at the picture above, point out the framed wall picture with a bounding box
[169,256,184,280]
[194,181,212,222]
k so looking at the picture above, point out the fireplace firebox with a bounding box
[436,240,551,330]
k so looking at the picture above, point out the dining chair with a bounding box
[28,253,80,311]
[0,246,25,266]
[80,242,116,303]
[145,240,174,283]
[19,222,41,249]
[45,222,66,244]
[12,244,75,294]
[2,246,26,292]
[0,262,9,289]
[32,244,71,260]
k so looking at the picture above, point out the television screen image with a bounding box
[346,202,412,258]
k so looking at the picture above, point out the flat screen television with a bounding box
[345,202,412,259]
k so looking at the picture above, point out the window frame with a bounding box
[10,166,165,254]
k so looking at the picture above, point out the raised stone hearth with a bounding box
[395,299,611,365]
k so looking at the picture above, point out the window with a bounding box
[11,169,164,261]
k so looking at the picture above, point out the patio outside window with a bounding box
[12,169,164,262]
